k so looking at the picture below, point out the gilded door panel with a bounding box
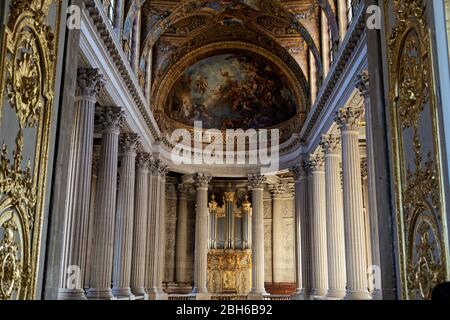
[385,0,449,299]
[0,0,61,299]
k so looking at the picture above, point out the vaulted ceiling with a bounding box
[127,0,338,140]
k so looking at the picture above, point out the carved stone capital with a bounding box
[248,174,267,189]
[149,158,168,177]
[120,133,140,154]
[320,134,341,155]
[99,106,126,132]
[193,173,211,189]
[176,183,188,198]
[289,158,309,180]
[354,69,370,99]
[76,68,105,98]
[360,158,368,180]
[334,106,363,132]
[136,152,151,169]
[270,184,286,197]
[309,153,325,172]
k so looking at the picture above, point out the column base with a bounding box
[291,289,306,300]
[57,288,87,300]
[247,292,266,300]
[86,288,115,300]
[131,287,147,297]
[193,293,211,300]
[311,288,327,299]
[371,289,382,300]
[326,289,346,300]
[344,290,372,300]
[112,287,133,299]
[147,292,168,300]
[192,287,208,294]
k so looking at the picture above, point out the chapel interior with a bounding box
[1,0,450,301]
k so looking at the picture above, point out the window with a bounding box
[103,0,116,26]
[347,0,354,25]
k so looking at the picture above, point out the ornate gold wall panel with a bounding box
[385,0,449,299]
[207,249,252,294]
[0,0,60,299]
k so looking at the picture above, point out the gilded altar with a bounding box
[207,249,252,294]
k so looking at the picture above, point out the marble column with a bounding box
[309,154,328,298]
[86,106,125,300]
[320,134,347,299]
[270,184,285,284]
[355,70,382,299]
[112,133,139,298]
[321,11,330,76]
[175,184,189,283]
[192,173,212,298]
[131,153,151,296]
[248,174,267,297]
[84,152,100,290]
[289,159,310,299]
[156,162,168,294]
[335,106,371,300]
[144,158,159,295]
[58,68,105,300]
[145,159,168,299]
[337,0,348,42]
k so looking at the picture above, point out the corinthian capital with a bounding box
[76,68,105,97]
[248,174,266,189]
[289,158,309,180]
[193,173,211,189]
[334,106,363,132]
[99,106,126,132]
[120,133,140,154]
[136,152,151,169]
[354,69,369,99]
[320,134,341,155]
[309,153,325,172]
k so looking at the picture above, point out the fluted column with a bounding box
[337,0,348,42]
[86,106,125,300]
[289,160,310,299]
[320,134,347,299]
[144,158,159,295]
[270,184,285,284]
[156,162,168,294]
[335,106,371,300]
[248,174,267,297]
[309,154,328,298]
[84,153,99,290]
[131,153,151,296]
[175,184,189,283]
[145,159,168,299]
[356,71,382,299]
[112,133,139,298]
[58,68,105,300]
[192,173,211,297]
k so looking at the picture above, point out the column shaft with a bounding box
[175,185,189,283]
[112,134,139,297]
[87,106,124,300]
[309,155,328,298]
[58,68,104,300]
[248,174,267,296]
[290,161,309,299]
[321,135,346,299]
[131,153,150,295]
[336,107,371,300]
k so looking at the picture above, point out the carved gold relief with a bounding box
[386,0,448,299]
[0,0,60,299]
[207,249,252,294]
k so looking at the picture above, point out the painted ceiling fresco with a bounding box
[164,51,298,129]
